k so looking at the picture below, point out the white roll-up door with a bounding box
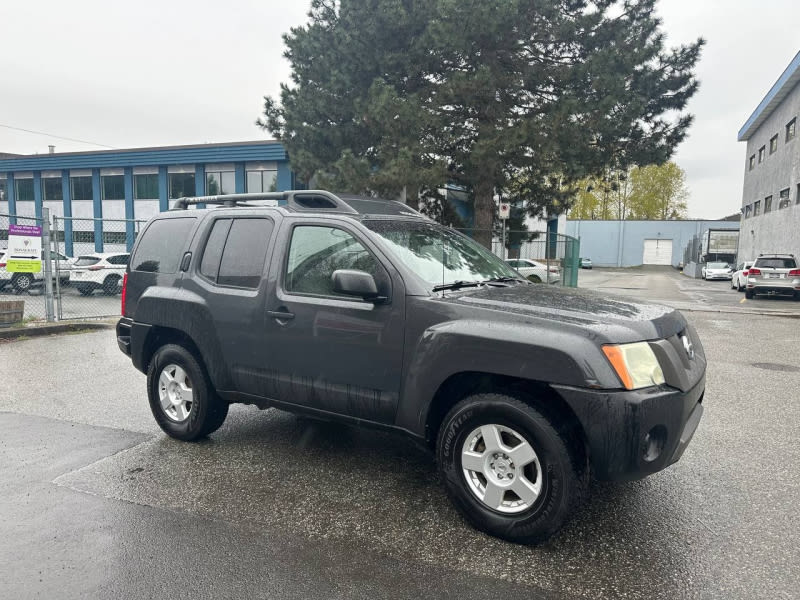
[642,239,673,265]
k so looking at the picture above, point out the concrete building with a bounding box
[738,50,800,260]
[0,140,292,255]
[566,219,740,268]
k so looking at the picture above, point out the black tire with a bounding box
[102,275,121,295]
[77,286,93,296]
[436,393,586,544]
[527,274,542,284]
[147,343,228,441]
[745,289,754,299]
[12,273,34,293]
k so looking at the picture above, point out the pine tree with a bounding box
[261,0,703,246]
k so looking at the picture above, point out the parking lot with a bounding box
[1,267,798,599]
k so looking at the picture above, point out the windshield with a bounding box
[364,220,519,286]
[707,262,728,269]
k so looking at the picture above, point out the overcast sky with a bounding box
[1,0,797,218]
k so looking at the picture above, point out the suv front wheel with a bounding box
[147,344,229,441]
[437,393,585,544]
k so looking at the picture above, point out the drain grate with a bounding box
[751,362,800,373]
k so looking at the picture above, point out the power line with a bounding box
[0,123,117,149]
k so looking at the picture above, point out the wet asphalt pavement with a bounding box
[1,268,799,599]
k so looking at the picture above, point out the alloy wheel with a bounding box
[158,364,194,422]
[461,424,543,514]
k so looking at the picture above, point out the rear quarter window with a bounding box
[131,218,196,273]
[74,256,101,267]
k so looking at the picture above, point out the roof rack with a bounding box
[172,190,358,213]
[171,190,426,218]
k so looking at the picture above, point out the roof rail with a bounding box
[172,190,359,213]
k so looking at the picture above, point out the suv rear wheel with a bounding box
[102,274,121,295]
[12,273,34,293]
[436,393,585,544]
[147,344,228,441]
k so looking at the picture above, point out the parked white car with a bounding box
[0,248,72,293]
[731,260,754,292]
[70,253,130,296]
[505,258,560,284]
[701,262,733,281]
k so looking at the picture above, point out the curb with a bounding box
[0,321,113,340]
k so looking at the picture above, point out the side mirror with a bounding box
[331,269,386,302]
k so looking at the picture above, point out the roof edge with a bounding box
[738,50,800,142]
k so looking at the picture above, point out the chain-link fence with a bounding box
[52,216,145,320]
[456,228,581,287]
[0,213,51,325]
[0,211,145,325]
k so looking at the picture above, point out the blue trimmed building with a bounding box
[0,140,293,255]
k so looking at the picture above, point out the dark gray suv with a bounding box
[117,191,706,543]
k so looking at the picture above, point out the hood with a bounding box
[437,283,686,344]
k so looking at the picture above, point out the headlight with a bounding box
[602,342,665,390]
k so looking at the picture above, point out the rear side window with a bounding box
[199,219,231,282]
[755,257,796,269]
[74,256,100,267]
[132,218,196,273]
[107,254,130,265]
[199,218,273,289]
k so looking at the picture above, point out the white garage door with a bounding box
[642,239,673,265]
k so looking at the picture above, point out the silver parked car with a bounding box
[701,261,733,281]
[745,254,800,300]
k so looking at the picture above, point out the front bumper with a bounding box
[552,375,705,481]
[705,273,732,280]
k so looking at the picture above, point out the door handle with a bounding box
[267,309,295,321]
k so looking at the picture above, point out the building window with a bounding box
[168,173,196,199]
[744,204,752,219]
[101,175,124,200]
[246,169,278,193]
[42,177,63,201]
[758,146,765,162]
[769,135,778,154]
[764,195,772,213]
[787,118,796,142]
[102,231,128,245]
[206,170,235,195]
[15,178,34,201]
[0,179,7,202]
[753,200,761,216]
[71,176,93,200]
[748,155,756,170]
[778,188,791,209]
[134,174,159,200]
[797,184,800,205]
[73,231,95,243]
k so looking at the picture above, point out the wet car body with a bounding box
[116,190,706,542]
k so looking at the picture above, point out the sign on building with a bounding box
[6,224,42,273]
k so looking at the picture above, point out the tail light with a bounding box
[742,270,749,276]
[748,268,761,276]
[120,272,128,316]
[0,263,5,268]
[88,265,104,271]
[788,269,800,277]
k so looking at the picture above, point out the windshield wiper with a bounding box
[483,276,525,285]
[432,280,485,292]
